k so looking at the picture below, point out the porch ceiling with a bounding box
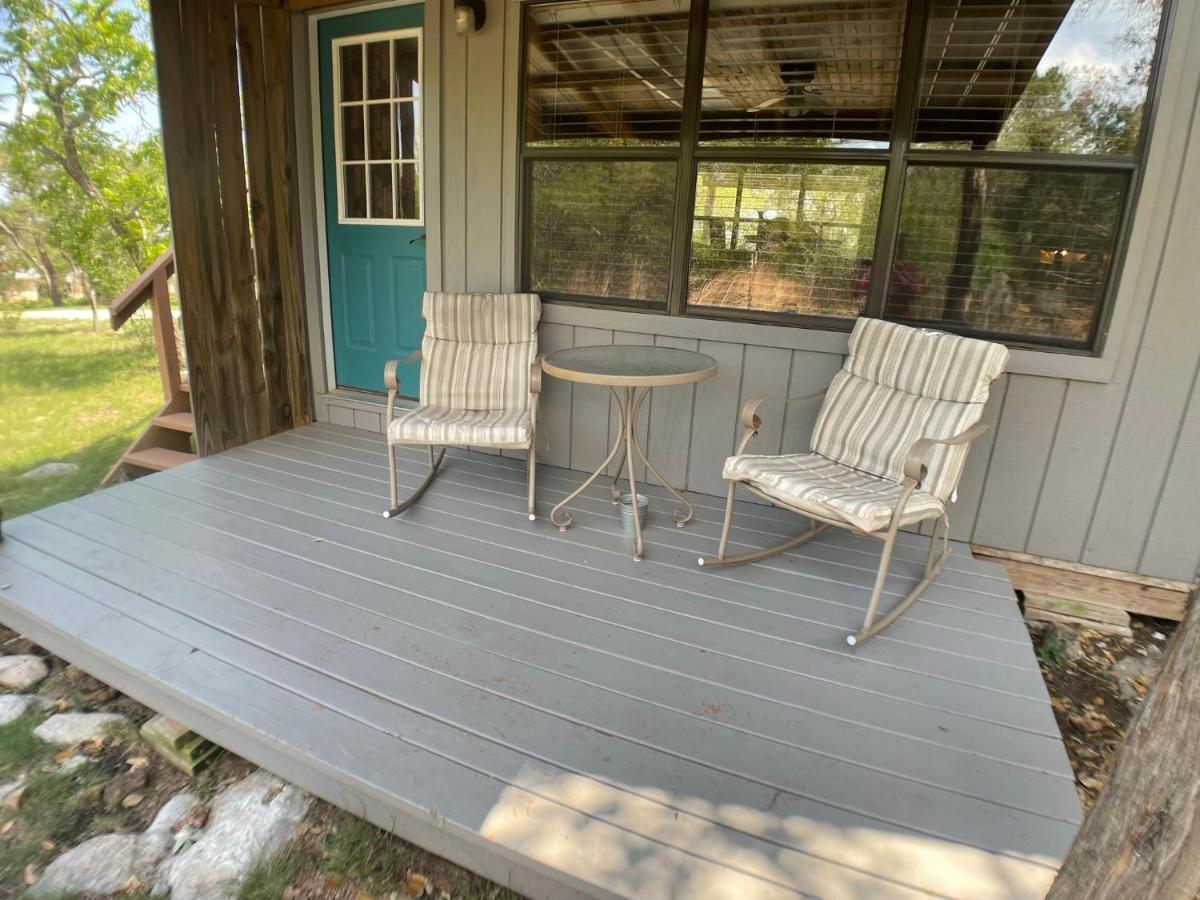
[0,424,1080,899]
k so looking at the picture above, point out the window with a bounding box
[334,30,422,224]
[519,0,1168,350]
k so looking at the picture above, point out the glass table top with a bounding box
[542,345,719,385]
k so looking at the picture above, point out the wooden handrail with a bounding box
[110,249,175,330]
[109,249,182,402]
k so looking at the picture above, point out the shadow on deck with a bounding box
[0,423,1080,899]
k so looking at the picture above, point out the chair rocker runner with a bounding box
[699,318,1008,646]
[382,292,542,519]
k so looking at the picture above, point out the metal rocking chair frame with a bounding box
[382,350,543,520]
[698,392,988,646]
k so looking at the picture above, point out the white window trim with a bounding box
[331,27,425,227]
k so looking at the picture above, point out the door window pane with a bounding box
[689,163,883,316]
[367,40,391,100]
[700,0,904,148]
[370,164,394,219]
[343,165,367,218]
[398,163,420,219]
[528,160,677,301]
[888,165,1126,343]
[394,37,419,98]
[914,0,1164,154]
[368,104,392,159]
[396,102,416,158]
[335,32,423,224]
[340,44,363,102]
[342,106,365,161]
[524,0,691,146]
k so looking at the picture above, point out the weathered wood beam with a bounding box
[1047,587,1200,898]
[150,0,311,454]
[237,1,314,432]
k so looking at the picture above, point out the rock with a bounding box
[58,754,93,773]
[0,655,48,690]
[18,461,80,480]
[28,834,144,896]
[1113,647,1165,700]
[156,771,311,900]
[0,773,26,808]
[103,767,150,809]
[30,792,202,897]
[0,694,45,725]
[33,712,125,746]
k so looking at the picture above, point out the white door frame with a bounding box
[305,0,436,395]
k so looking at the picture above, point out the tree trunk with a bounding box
[86,278,99,334]
[37,240,63,307]
[1046,587,1200,899]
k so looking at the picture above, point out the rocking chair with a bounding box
[699,318,1008,646]
[382,291,542,519]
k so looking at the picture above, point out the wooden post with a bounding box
[1046,587,1200,899]
[149,0,311,454]
[150,265,182,402]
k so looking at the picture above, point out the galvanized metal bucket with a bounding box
[618,493,649,535]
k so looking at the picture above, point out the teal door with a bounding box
[319,4,425,396]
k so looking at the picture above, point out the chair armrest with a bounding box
[902,422,989,484]
[739,390,827,432]
[530,355,544,395]
[383,349,422,392]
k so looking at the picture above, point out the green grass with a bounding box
[238,848,305,900]
[321,811,413,890]
[0,317,163,518]
[0,767,111,888]
[0,714,53,780]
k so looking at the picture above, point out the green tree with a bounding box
[0,0,168,303]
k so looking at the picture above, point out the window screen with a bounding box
[689,162,884,316]
[699,0,905,147]
[527,160,678,302]
[524,0,692,145]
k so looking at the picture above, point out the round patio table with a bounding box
[541,345,718,560]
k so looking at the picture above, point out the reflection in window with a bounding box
[889,166,1126,343]
[528,160,677,301]
[689,163,883,316]
[524,0,691,145]
[915,0,1163,154]
[700,0,904,147]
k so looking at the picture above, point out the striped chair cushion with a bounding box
[812,319,1007,501]
[420,292,541,411]
[723,453,944,532]
[388,406,532,448]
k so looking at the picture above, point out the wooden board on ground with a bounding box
[973,545,1192,621]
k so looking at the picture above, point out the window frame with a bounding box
[331,27,425,227]
[516,0,1175,354]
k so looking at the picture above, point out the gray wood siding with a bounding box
[306,0,1200,584]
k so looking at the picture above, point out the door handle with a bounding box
[409,233,426,244]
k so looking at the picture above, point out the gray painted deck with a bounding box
[0,424,1080,899]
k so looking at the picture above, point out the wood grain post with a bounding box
[1047,586,1200,898]
[149,0,312,454]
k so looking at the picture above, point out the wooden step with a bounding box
[153,411,195,433]
[179,381,190,393]
[122,448,197,472]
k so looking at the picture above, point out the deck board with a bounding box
[0,423,1080,899]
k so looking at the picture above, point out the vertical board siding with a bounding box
[646,335,699,489]
[568,327,614,472]
[320,0,1200,582]
[610,331,656,481]
[686,340,746,496]
[440,0,467,292]
[464,0,505,292]
[972,376,1068,552]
